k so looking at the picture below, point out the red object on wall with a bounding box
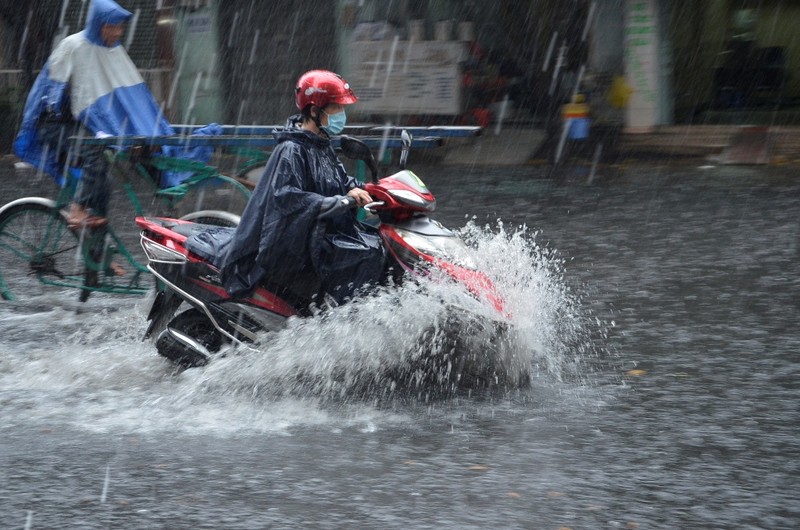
[471,108,491,128]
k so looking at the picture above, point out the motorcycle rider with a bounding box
[219,70,386,306]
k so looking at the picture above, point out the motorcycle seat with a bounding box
[169,222,224,238]
[184,226,237,267]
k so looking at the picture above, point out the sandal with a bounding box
[66,204,108,230]
[68,215,108,230]
[108,262,126,277]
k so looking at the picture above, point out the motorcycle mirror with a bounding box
[339,135,379,183]
[399,129,412,170]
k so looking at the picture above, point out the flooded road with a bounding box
[1,160,798,528]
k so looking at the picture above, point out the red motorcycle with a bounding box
[136,134,525,389]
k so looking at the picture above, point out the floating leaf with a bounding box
[625,369,647,376]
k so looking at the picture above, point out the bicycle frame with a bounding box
[0,149,252,302]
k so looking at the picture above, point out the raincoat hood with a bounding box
[273,114,332,150]
[85,0,132,47]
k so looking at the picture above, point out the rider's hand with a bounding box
[347,187,372,207]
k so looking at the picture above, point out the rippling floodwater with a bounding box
[1,161,798,529]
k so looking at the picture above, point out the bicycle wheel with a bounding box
[234,162,267,184]
[179,209,240,227]
[0,200,82,302]
[169,175,251,220]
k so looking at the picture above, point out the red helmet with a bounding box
[295,70,358,110]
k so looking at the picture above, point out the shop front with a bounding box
[671,0,800,125]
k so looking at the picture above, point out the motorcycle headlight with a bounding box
[394,229,477,270]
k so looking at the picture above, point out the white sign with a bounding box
[348,40,466,116]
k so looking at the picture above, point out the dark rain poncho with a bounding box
[218,121,385,303]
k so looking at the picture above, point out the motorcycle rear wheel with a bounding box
[156,308,224,368]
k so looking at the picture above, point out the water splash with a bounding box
[458,220,587,378]
[0,224,596,435]
[180,222,588,402]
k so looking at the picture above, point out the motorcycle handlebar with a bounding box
[317,195,356,220]
[362,201,385,213]
[317,197,387,220]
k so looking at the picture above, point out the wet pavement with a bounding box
[1,157,799,528]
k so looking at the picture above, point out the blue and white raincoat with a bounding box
[14,0,179,186]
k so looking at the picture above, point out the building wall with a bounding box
[171,3,223,124]
[216,1,338,125]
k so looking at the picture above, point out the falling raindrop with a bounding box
[572,64,586,100]
[248,29,260,66]
[493,94,509,136]
[236,99,248,126]
[381,35,400,97]
[582,1,597,42]
[542,31,558,72]
[16,10,33,64]
[58,0,70,28]
[288,10,300,51]
[77,0,88,29]
[204,53,217,90]
[168,43,188,111]
[376,121,392,166]
[369,49,383,88]
[402,40,414,74]
[554,118,571,164]
[548,43,566,96]
[151,103,167,138]
[228,10,240,48]
[588,142,603,184]
[100,464,110,503]
[125,8,140,49]
[185,71,204,122]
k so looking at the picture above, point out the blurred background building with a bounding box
[1,0,799,153]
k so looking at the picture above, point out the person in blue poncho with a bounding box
[219,70,386,307]
[14,0,174,229]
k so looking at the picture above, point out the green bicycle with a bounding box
[0,145,252,304]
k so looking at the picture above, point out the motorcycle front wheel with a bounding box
[156,308,224,368]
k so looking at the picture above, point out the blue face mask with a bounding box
[322,109,347,136]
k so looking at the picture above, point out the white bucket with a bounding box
[408,19,425,41]
[435,20,452,41]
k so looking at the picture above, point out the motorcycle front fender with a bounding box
[144,288,184,340]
